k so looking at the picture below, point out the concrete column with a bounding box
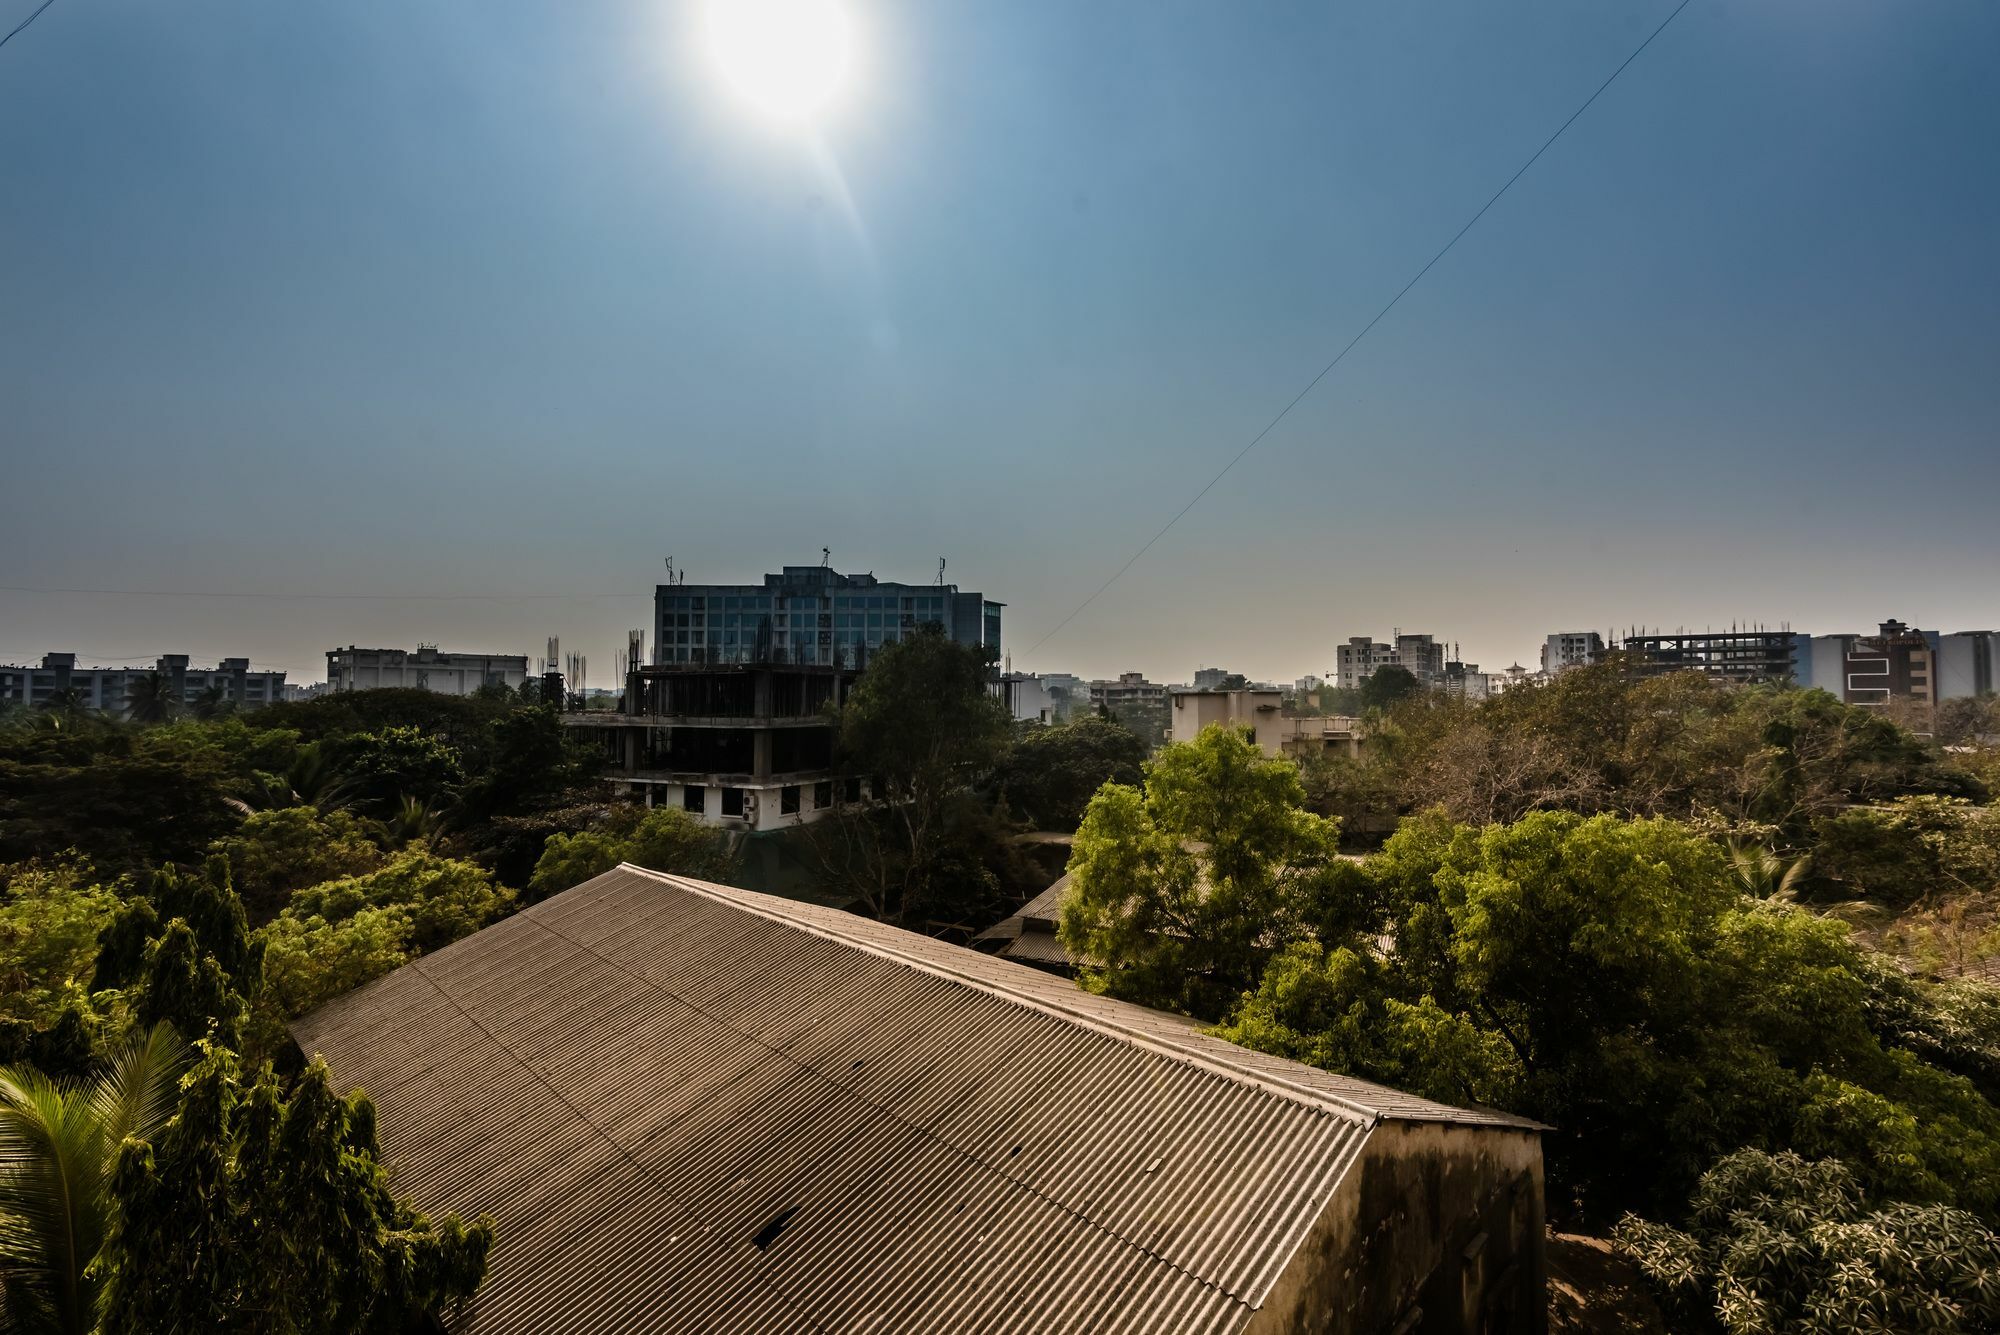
[753,729,773,781]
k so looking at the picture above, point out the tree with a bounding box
[1614,1149,2000,1334]
[1359,665,1420,711]
[1235,808,2000,1222]
[100,1046,491,1333]
[326,726,465,818]
[528,806,733,902]
[0,1023,188,1335]
[988,716,1146,832]
[279,851,512,955]
[209,807,385,922]
[190,683,234,722]
[122,672,179,726]
[830,625,1013,923]
[0,860,121,1026]
[1059,725,1344,1020]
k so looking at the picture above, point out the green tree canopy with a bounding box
[829,625,1013,923]
[1359,664,1421,711]
[209,807,386,922]
[1614,1149,2000,1335]
[102,1046,491,1334]
[527,806,733,903]
[989,716,1147,832]
[1059,724,1344,1020]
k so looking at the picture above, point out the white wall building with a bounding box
[327,645,529,696]
[0,653,286,717]
[1936,631,1999,701]
[1540,632,1605,675]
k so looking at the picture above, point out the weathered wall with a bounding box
[1244,1121,1545,1335]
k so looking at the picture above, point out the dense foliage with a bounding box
[1613,1149,2000,1334]
[1070,724,2000,1231]
[988,716,1147,832]
[528,806,734,901]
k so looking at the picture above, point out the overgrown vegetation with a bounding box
[1059,680,2000,1329]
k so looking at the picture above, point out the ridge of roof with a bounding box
[617,865,1537,1131]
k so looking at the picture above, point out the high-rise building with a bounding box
[1540,632,1604,675]
[0,653,286,717]
[654,566,1001,669]
[568,565,1002,831]
[1335,634,1445,690]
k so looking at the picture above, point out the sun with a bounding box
[704,0,857,126]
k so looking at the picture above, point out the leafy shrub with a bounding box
[1614,1149,2000,1334]
[528,807,733,902]
[210,807,385,920]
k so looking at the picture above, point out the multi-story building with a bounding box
[1191,667,1236,691]
[1540,632,1604,676]
[654,566,1001,669]
[997,672,1056,725]
[1620,628,1798,683]
[569,565,1002,831]
[326,645,529,696]
[1936,631,1999,701]
[1836,620,1935,710]
[1088,672,1167,712]
[1335,634,1445,690]
[1440,659,1494,701]
[0,653,286,716]
[1172,687,1365,760]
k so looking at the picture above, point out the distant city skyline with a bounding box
[4,1,1995,688]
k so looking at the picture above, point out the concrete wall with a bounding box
[1247,1121,1546,1335]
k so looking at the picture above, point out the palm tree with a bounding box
[190,683,233,721]
[390,795,444,846]
[123,673,178,726]
[0,1024,188,1335]
[1729,841,1813,903]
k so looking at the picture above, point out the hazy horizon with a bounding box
[5,0,1995,687]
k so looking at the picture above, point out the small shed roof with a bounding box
[295,865,1535,1335]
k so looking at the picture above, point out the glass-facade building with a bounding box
[656,567,1002,668]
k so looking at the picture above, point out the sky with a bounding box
[2,0,1996,687]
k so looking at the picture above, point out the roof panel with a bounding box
[295,865,1533,1334]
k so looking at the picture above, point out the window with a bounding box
[844,777,862,803]
[814,781,832,810]
[683,785,705,814]
[781,785,800,815]
[721,787,745,818]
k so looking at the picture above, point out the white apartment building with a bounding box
[1335,634,1445,690]
[1172,687,1365,760]
[0,653,286,717]
[327,645,530,696]
[1540,632,1605,675]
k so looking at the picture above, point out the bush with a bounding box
[528,807,733,902]
[210,807,385,921]
[1614,1149,2000,1334]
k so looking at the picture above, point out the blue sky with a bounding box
[2,0,1995,685]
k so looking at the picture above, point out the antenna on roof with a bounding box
[937,557,947,588]
[822,547,830,568]
[663,556,673,586]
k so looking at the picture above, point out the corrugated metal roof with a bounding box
[295,865,1534,1335]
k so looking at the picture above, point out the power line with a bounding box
[1024,0,1695,657]
[0,0,57,54]
[0,584,651,602]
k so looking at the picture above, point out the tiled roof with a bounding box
[295,865,1535,1335]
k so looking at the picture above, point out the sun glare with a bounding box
[705,0,856,126]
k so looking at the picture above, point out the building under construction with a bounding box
[565,659,859,832]
[1618,626,1801,683]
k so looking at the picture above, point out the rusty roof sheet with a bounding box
[295,865,1535,1335]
